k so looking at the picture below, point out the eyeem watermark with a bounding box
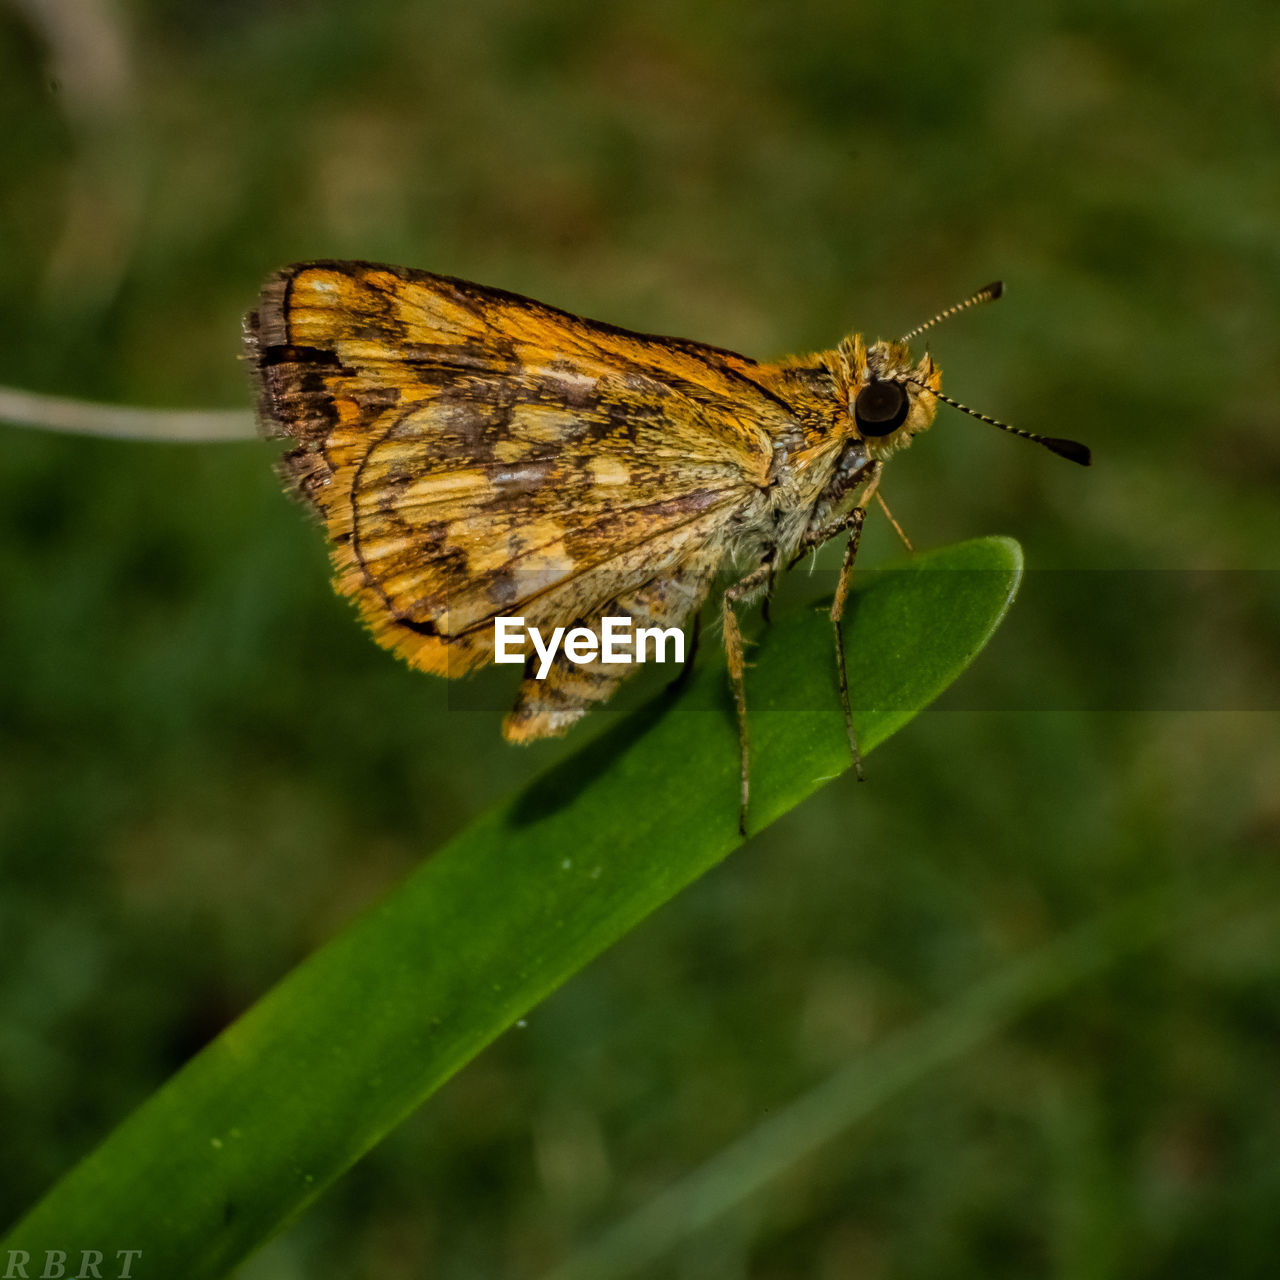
[3,1251,140,1279]
[494,616,684,679]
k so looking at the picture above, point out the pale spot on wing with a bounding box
[589,455,630,485]
[469,517,569,576]
[399,279,484,338]
[509,518,572,571]
[512,408,592,446]
[353,534,421,563]
[340,339,425,364]
[288,305,338,346]
[400,469,493,510]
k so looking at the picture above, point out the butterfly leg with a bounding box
[874,489,914,552]
[830,508,868,781]
[722,560,775,838]
[666,609,702,694]
[786,460,882,779]
[760,562,779,625]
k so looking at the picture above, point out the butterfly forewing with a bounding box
[246,262,784,688]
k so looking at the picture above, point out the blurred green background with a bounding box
[2,0,1278,1276]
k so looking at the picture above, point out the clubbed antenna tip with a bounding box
[1040,436,1092,466]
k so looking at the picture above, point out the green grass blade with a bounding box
[2,536,1022,1276]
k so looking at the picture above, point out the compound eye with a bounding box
[854,380,909,436]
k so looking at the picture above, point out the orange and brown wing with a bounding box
[245,261,788,676]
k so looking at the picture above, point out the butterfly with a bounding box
[245,263,1089,834]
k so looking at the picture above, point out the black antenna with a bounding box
[912,382,1092,466]
[899,280,1004,344]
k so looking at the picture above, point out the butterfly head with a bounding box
[838,334,941,461]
